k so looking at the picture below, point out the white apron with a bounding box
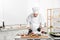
[31,16,41,34]
[27,14,41,34]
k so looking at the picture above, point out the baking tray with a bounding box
[50,34,60,37]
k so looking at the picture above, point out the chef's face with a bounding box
[33,13,38,17]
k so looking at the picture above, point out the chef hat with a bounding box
[32,7,39,13]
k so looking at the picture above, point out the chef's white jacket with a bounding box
[26,13,42,34]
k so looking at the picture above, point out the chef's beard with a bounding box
[33,14,38,17]
[34,16,37,17]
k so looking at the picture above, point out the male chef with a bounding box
[26,7,42,34]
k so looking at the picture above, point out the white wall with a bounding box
[0,0,28,25]
[0,0,60,25]
[39,0,60,25]
[26,0,60,25]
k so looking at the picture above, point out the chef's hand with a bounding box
[39,23,42,28]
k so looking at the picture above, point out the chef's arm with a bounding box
[26,22,31,29]
[39,14,42,28]
[39,23,42,28]
[39,18,42,28]
[26,17,31,29]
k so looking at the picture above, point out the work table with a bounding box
[15,34,51,40]
[0,26,49,40]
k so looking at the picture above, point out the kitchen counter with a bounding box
[0,26,29,40]
[0,26,29,32]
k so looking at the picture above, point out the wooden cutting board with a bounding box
[21,35,48,38]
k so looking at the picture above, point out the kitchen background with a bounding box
[0,0,60,26]
[0,0,60,40]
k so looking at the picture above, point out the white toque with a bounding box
[32,7,39,13]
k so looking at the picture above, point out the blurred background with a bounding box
[0,0,60,26]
